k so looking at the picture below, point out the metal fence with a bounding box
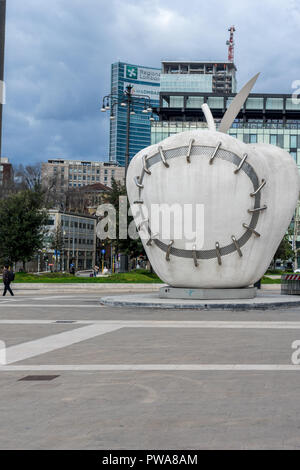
[281,275,300,295]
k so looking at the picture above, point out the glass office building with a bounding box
[160,61,237,94]
[151,93,300,171]
[109,62,160,166]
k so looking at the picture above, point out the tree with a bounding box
[14,163,42,190]
[49,223,63,271]
[272,233,294,269]
[0,187,48,269]
[102,178,145,259]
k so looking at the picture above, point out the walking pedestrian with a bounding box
[2,264,14,296]
[93,265,99,277]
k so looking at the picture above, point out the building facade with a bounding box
[41,159,124,193]
[44,210,97,271]
[160,61,237,95]
[0,157,13,187]
[109,62,160,166]
[151,92,300,171]
[66,182,111,215]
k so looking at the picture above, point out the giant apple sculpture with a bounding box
[126,75,300,289]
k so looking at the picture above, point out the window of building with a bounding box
[246,97,263,110]
[277,135,284,148]
[169,96,184,108]
[186,96,204,108]
[207,97,224,109]
[290,135,298,149]
[266,98,283,110]
[250,134,257,144]
[46,219,55,226]
[270,135,277,145]
[286,99,300,110]
[290,151,297,162]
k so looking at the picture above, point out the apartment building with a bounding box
[44,209,97,271]
[0,157,13,187]
[41,159,124,192]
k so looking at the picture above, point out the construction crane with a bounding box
[226,26,235,63]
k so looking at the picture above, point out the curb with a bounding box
[100,290,300,310]
[100,298,300,310]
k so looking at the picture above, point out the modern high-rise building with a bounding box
[160,60,237,96]
[109,62,160,166]
[151,91,300,172]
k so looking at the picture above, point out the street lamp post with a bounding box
[101,85,154,176]
[0,0,6,158]
[125,86,131,175]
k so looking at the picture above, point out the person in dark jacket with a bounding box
[2,265,14,296]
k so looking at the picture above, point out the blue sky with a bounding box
[3,0,300,166]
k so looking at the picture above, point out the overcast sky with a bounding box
[2,0,300,166]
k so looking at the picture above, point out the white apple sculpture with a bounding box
[126,76,300,289]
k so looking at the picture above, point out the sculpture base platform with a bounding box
[159,286,256,300]
[100,289,300,310]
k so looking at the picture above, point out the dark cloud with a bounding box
[3,0,300,165]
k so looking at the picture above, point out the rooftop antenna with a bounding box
[226,25,235,62]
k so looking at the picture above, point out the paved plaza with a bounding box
[1,291,300,449]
